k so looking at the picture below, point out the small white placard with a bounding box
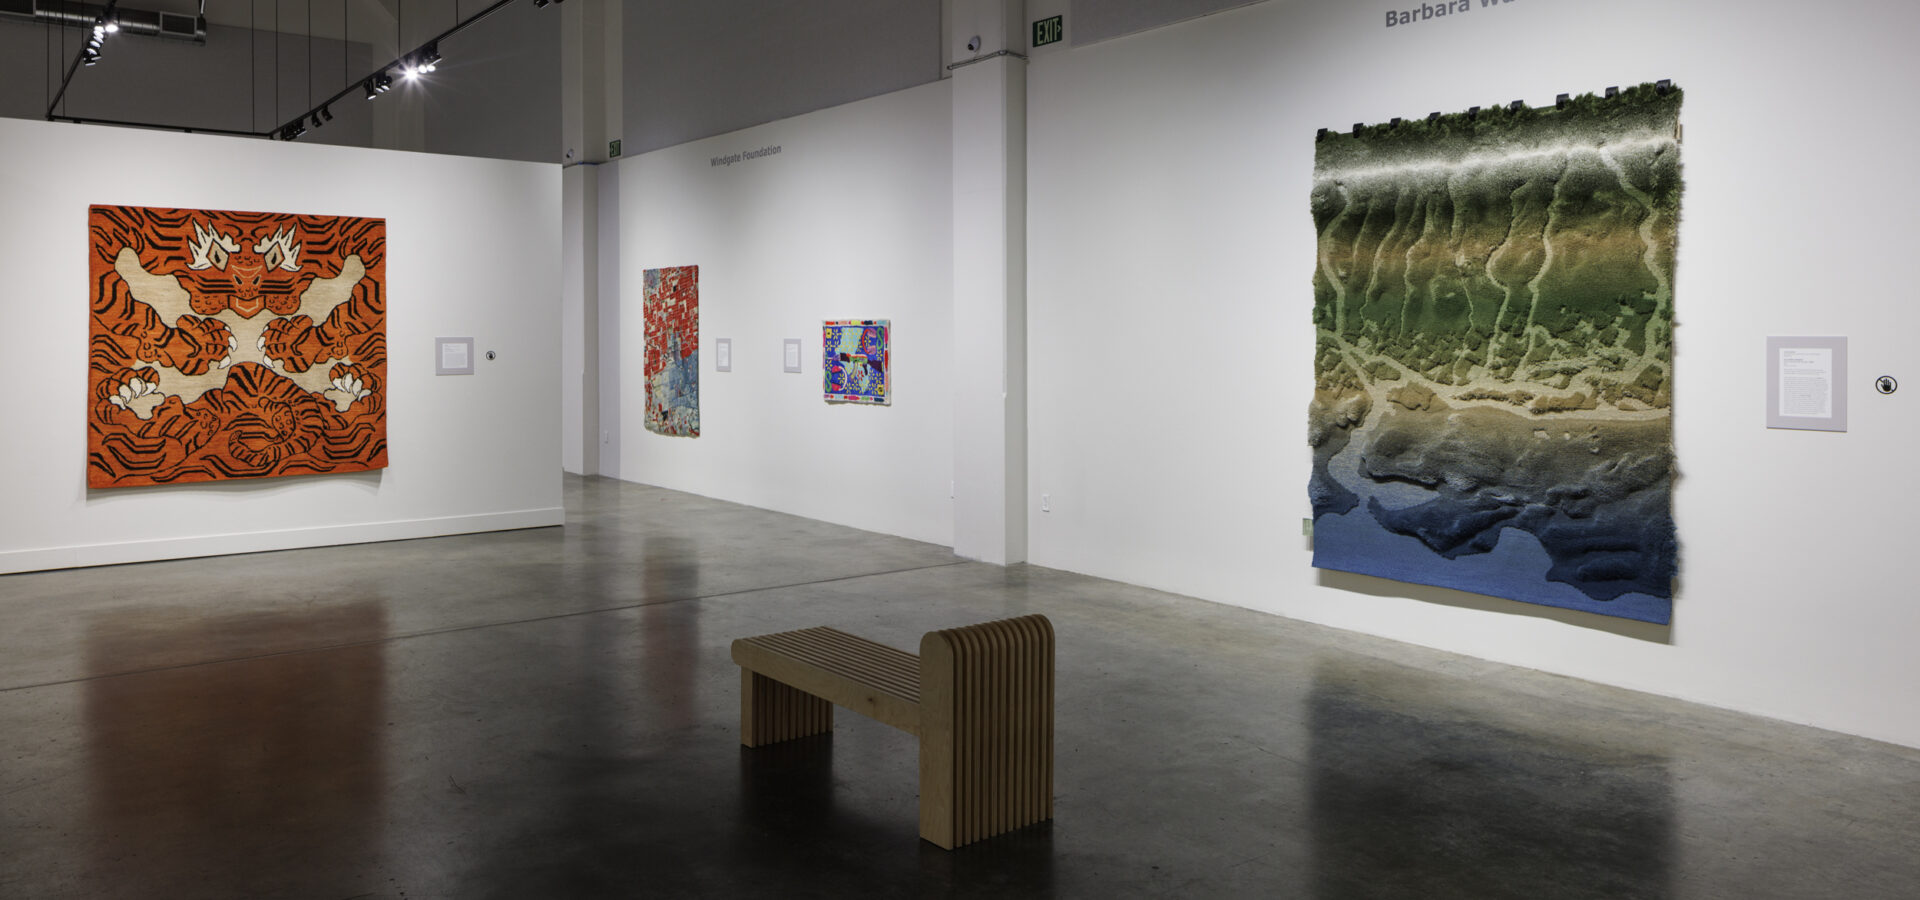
[716,338,732,372]
[783,338,803,373]
[1767,336,1847,432]
[436,337,474,376]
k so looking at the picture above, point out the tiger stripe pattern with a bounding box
[87,205,388,488]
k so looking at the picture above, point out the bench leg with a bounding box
[919,617,1055,849]
[740,669,834,748]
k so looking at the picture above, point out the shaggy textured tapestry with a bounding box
[1308,84,1682,624]
[823,319,889,405]
[643,266,700,436]
[88,205,387,488]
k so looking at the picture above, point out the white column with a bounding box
[560,165,600,475]
[950,0,1028,564]
[560,0,621,476]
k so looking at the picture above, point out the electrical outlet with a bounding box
[1041,493,1052,513]
[1302,517,1314,537]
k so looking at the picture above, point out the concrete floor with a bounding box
[3,476,1919,899]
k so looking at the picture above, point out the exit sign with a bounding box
[1032,15,1063,47]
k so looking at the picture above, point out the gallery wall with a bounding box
[1023,0,1920,748]
[612,80,957,547]
[0,116,564,574]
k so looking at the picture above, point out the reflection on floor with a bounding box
[2,475,1918,898]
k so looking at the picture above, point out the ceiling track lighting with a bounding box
[401,42,442,79]
[50,0,518,141]
[303,103,337,129]
[79,12,112,65]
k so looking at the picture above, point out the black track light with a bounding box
[402,42,440,78]
[311,112,322,128]
[321,104,333,122]
[364,73,392,99]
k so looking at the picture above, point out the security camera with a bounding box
[966,35,981,52]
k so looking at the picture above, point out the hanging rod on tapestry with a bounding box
[1313,80,1674,141]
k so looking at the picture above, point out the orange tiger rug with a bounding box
[87,205,387,487]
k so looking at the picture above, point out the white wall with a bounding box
[0,117,564,574]
[614,80,956,547]
[1025,0,1920,748]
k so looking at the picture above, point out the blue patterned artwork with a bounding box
[823,319,889,405]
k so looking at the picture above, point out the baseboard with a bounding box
[0,507,568,575]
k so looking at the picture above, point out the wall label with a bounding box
[436,337,474,376]
[1766,336,1849,432]
[711,145,782,168]
[1033,15,1064,47]
[1385,0,1513,28]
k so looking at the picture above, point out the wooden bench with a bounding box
[731,614,1054,850]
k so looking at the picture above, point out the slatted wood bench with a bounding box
[731,614,1054,850]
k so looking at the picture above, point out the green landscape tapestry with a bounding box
[1308,84,1682,624]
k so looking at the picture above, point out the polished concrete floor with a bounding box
[4,476,1919,899]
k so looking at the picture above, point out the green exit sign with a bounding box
[1032,15,1063,47]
